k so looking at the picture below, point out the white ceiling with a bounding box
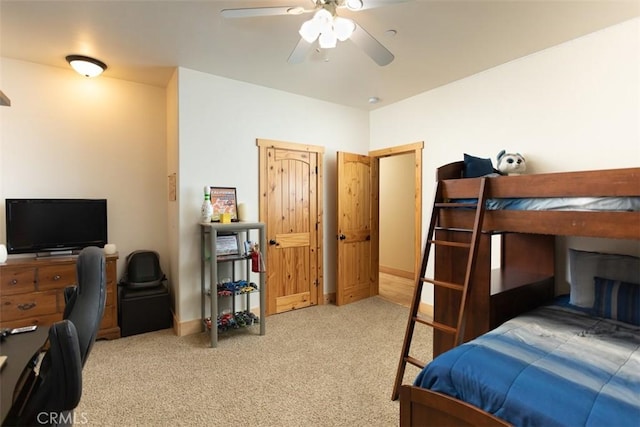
[1,0,638,110]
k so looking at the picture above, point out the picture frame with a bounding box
[209,186,238,222]
[216,233,241,257]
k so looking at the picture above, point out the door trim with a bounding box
[257,139,325,314]
[369,142,423,282]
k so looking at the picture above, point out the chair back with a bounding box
[64,246,107,366]
[11,320,82,426]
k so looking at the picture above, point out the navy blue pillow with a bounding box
[592,276,639,326]
[463,153,495,178]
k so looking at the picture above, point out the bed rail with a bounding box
[436,163,640,198]
[399,385,511,427]
[434,163,640,239]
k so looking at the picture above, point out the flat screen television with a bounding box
[5,198,108,256]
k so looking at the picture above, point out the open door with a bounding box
[336,151,378,305]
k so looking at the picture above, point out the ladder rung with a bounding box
[428,239,471,249]
[434,202,478,209]
[421,277,464,292]
[405,356,426,369]
[414,316,458,334]
[435,226,474,233]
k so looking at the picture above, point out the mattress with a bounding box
[485,196,640,211]
[413,302,640,427]
[454,196,640,212]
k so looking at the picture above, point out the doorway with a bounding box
[335,142,423,306]
[378,152,417,307]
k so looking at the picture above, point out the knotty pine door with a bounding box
[336,151,378,305]
[258,139,323,315]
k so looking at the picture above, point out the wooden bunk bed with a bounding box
[399,162,640,427]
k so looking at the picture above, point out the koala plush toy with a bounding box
[496,150,527,176]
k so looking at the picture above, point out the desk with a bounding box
[0,327,48,424]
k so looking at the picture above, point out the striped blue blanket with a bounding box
[414,303,640,426]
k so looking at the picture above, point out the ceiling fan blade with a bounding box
[357,0,410,11]
[221,6,299,19]
[288,38,314,64]
[349,22,394,66]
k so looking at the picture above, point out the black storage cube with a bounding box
[118,285,172,337]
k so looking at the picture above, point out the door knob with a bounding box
[269,239,277,245]
[338,234,346,240]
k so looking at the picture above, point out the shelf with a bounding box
[205,282,259,297]
[216,254,250,262]
[204,311,260,332]
[200,222,266,347]
[217,280,259,297]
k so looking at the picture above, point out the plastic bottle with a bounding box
[201,186,213,223]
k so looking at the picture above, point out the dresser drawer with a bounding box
[0,312,62,330]
[106,286,115,307]
[100,303,117,330]
[106,260,117,287]
[0,266,36,295]
[1,290,59,322]
[38,264,77,291]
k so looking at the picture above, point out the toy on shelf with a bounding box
[204,312,260,332]
[216,280,258,296]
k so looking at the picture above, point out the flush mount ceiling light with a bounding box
[345,0,363,9]
[65,55,107,78]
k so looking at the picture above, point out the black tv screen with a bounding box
[5,199,108,255]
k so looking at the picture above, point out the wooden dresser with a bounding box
[0,253,120,339]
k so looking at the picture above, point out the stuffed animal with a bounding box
[496,150,526,176]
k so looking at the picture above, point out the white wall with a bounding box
[175,68,370,322]
[370,18,640,303]
[0,58,168,279]
[379,153,415,274]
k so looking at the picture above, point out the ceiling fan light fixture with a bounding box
[65,54,107,77]
[319,31,337,49]
[333,16,355,41]
[299,7,355,48]
[299,19,321,43]
[314,8,333,28]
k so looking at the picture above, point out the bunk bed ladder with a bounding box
[391,177,489,401]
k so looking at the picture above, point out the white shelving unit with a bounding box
[200,222,266,348]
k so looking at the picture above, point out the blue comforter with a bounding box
[414,304,640,426]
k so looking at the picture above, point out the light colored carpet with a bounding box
[77,296,432,426]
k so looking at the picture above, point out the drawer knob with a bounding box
[17,302,36,311]
[10,279,18,285]
[53,275,61,281]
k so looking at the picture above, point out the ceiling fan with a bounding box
[221,0,404,66]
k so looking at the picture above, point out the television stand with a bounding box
[0,253,120,339]
[36,250,75,258]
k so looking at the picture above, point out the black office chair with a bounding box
[7,320,82,426]
[63,246,107,366]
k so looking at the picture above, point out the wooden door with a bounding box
[258,139,324,315]
[336,151,378,305]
